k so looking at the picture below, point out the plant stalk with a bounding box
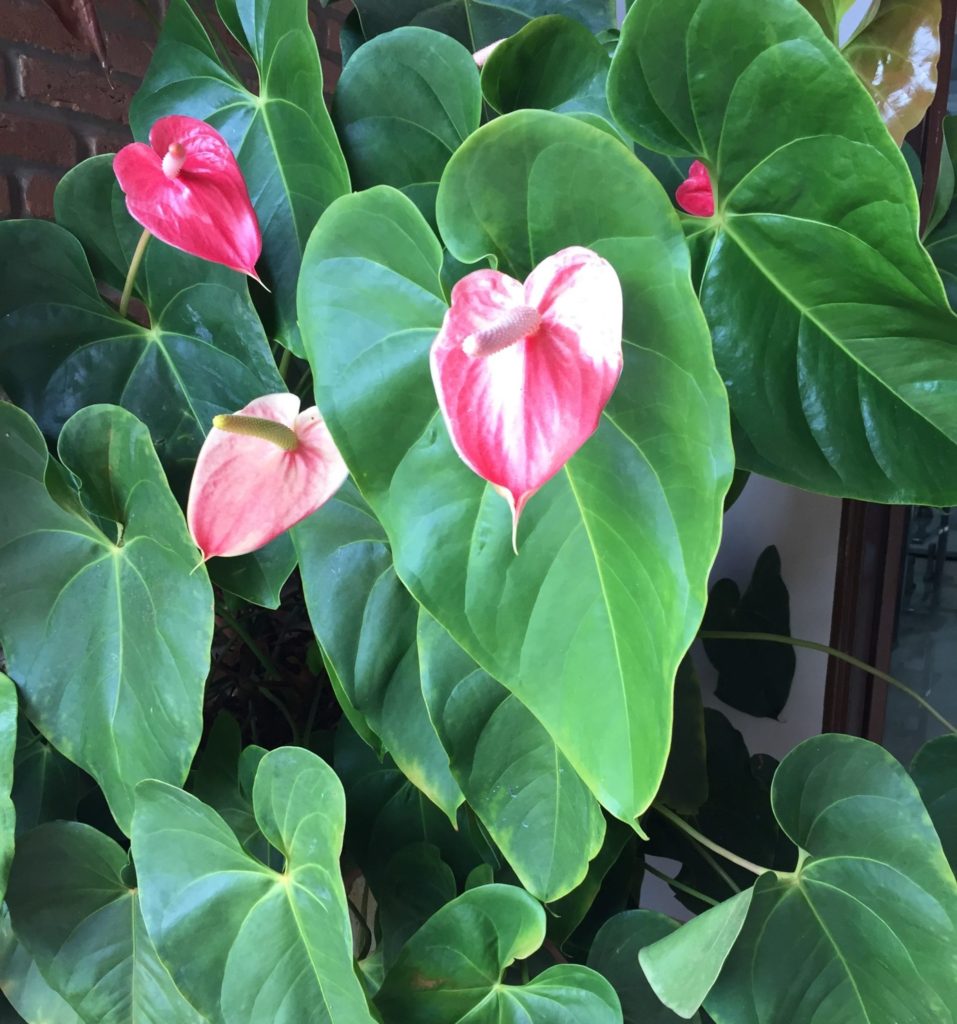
[700,630,957,735]
[655,805,771,877]
[643,861,719,907]
[217,606,282,681]
[119,228,151,318]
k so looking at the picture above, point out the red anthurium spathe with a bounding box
[187,394,348,560]
[675,160,715,217]
[114,115,262,277]
[430,246,623,552]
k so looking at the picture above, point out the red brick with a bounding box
[102,30,154,79]
[21,171,60,218]
[0,0,83,57]
[0,176,13,218]
[17,55,133,123]
[82,126,132,157]
[0,112,77,166]
[320,54,340,92]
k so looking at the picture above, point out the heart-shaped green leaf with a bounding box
[0,404,212,832]
[702,546,795,719]
[294,484,463,821]
[133,746,377,1024]
[12,720,89,837]
[609,0,957,505]
[417,610,606,902]
[6,822,203,1024]
[334,26,480,214]
[131,0,350,352]
[0,216,281,497]
[300,112,733,822]
[588,911,701,1024]
[374,884,622,1023]
[911,735,957,872]
[656,734,957,1022]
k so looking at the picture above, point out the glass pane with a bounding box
[883,508,957,763]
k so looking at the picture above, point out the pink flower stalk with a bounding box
[114,115,262,278]
[675,160,715,217]
[473,38,506,68]
[430,246,623,553]
[187,394,348,560]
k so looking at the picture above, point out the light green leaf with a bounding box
[417,610,606,902]
[374,884,622,1023]
[131,0,350,352]
[6,823,204,1024]
[300,112,733,822]
[704,735,957,1022]
[293,484,463,821]
[0,404,212,832]
[334,26,480,206]
[0,676,16,903]
[911,734,957,872]
[588,911,700,1024]
[133,747,377,1024]
[609,0,957,504]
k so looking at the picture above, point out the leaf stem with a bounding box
[119,228,151,318]
[257,685,299,744]
[654,805,771,877]
[700,630,957,735]
[643,861,719,907]
[278,347,292,382]
[217,605,282,681]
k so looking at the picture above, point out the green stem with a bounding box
[655,805,771,877]
[278,347,292,382]
[643,861,719,907]
[692,842,742,895]
[217,606,282,682]
[700,630,957,735]
[119,228,151,318]
[257,685,300,745]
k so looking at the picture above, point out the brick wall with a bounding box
[0,0,349,219]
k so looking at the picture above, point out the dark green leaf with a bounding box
[609,0,957,505]
[131,0,351,352]
[417,610,605,902]
[207,535,297,610]
[12,720,89,835]
[588,911,699,1024]
[0,404,212,832]
[300,112,733,822]
[133,747,377,1024]
[702,546,795,718]
[7,823,203,1023]
[911,734,957,872]
[294,484,463,821]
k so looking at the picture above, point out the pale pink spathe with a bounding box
[473,38,506,67]
[187,394,348,560]
[430,246,623,551]
[114,115,262,278]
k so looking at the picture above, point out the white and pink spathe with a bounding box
[187,393,348,560]
[430,246,624,552]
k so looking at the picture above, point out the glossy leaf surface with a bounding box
[417,610,606,901]
[609,0,957,504]
[6,823,203,1024]
[12,720,89,836]
[375,884,622,1023]
[294,484,463,821]
[133,747,376,1024]
[300,112,733,821]
[131,0,350,352]
[0,405,212,832]
[911,735,957,871]
[0,675,16,904]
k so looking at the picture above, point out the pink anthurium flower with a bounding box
[675,160,715,217]
[187,393,348,560]
[430,246,623,553]
[114,114,262,278]
[473,38,506,67]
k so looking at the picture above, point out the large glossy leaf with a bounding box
[133,746,376,1024]
[300,112,733,822]
[588,911,701,1024]
[0,404,211,832]
[12,720,89,836]
[801,0,941,144]
[0,216,281,496]
[702,546,795,718]
[6,822,203,1024]
[609,0,957,505]
[131,0,350,352]
[374,884,622,1023]
[0,676,16,904]
[293,484,463,821]
[0,907,84,1024]
[333,26,480,211]
[417,610,605,902]
[911,735,957,871]
[672,735,957,1023]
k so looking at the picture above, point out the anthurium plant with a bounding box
[2,0,957,1021]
